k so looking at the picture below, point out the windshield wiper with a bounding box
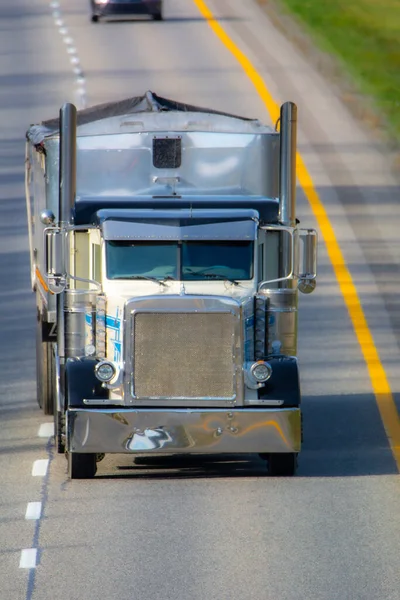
[115,275,168,286]
[201,272,239,285]
[184,269,239,285]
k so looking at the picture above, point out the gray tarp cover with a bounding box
[26,91,255,146]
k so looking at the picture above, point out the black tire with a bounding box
[265,453,298,476]
[68,452,97,479]
[153,12,163,21]
[91,14,99,22]
[36,316,54,415]
[52,347,65,454]
[54,410,65,454]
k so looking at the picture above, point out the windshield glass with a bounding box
[106,242,178,280]
[105,240,253,281]
[182,242,253,280]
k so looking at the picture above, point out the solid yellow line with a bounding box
[192,0,400,469]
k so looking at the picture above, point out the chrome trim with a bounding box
[54,344,62,413]
[40,209,55,225]
[258,289,298,356]
[83,398,124,405]
[245,399,284,406]
[279,101,297,227]
[298,228,318,294]
[67,407,301,454]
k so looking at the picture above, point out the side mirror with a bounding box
[44,228,66,293]
[258,225,295,288]
[297,229,317,294]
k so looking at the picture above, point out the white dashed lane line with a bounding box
[32,459,49,477]
[49,0,87,108]
[38,423,54,438]
[19,424,54,577]
[25,502,42,520]
[19,549,38,569]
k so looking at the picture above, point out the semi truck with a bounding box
[25,91,317,479]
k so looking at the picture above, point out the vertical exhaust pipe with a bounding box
[59,103,77,225]
[58,103,77,366]
[279,102,297,227]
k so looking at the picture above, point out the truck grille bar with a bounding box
[132,311,236,400]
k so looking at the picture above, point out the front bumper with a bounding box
[67,407,301,454]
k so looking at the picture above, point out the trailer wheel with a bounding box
[68,452,97,479]
[262,453,298,476]
[36,316,54,415]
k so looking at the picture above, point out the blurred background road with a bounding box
[0,1,399,599]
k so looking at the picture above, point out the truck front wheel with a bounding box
[68,452,97,479]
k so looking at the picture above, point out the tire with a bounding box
[54,410,65,454]
[153,12,162,21]
[68,452,97,479]
[91,14,99,22]
[52,347,65,454]
[36,316,54,415]
[264,453,298,476]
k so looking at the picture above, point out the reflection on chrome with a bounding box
[70,408,301,454]
[126,428,173,451]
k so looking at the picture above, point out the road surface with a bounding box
[0,1,399,599]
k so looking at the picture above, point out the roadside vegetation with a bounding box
[262,0,400,143]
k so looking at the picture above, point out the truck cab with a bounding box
[26,92,317,478]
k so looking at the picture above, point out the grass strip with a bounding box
[267,0,400,142]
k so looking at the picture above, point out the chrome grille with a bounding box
[133,312,235,399]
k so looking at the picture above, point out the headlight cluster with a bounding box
[245,360,272,389]
[250,361,272,383]
[95,361,116,383]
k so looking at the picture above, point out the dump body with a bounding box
[26,92,317,478]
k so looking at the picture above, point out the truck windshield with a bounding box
[106,241,253,281]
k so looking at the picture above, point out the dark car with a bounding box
[90,0,163,22]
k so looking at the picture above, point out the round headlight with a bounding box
[250,361,272,383]
[95,361,116,382]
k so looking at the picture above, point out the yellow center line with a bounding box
[192,0,400,470]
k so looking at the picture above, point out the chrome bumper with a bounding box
[67,408,301,454]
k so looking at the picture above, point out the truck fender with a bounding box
[65,358,108,408]
[258,356,301,407]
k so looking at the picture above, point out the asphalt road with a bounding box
[0,1,399,599]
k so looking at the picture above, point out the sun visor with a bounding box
[101,218,257,241]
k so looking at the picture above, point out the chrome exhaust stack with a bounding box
[59,103,77,225]
[58,103,77,365]
[278,102,297,227]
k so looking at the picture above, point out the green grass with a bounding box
[272,0,400,141]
